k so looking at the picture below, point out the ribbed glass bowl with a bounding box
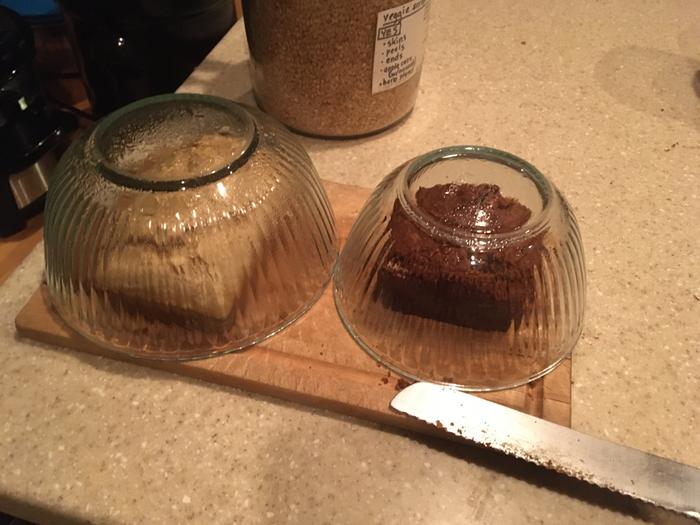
[44,93,337,360]
[334,146,585,391]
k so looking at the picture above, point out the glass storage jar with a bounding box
[243,0,431,138]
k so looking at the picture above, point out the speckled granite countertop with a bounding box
[1,1,699,523]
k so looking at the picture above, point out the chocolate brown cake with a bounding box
[377,183,544,332]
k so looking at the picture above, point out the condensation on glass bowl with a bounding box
[44,93,338,360]
[95,96,256,183]
[334,146,586,391]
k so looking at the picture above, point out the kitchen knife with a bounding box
[391,382,700,522]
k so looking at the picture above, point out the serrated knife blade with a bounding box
[391,382,700,521]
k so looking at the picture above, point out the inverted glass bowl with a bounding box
[44,94,337,360]
[334,146,585,391]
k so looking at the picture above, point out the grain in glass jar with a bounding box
[243,0,431,138]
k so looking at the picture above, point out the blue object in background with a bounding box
[0,0,61,23]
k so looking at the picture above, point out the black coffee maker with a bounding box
[0,6,75,237]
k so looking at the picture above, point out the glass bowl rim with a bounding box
[89,93,259,192]
[398,145,556,247]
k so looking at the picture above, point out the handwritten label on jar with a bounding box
[372,0,431,94]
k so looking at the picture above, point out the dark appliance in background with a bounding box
[59,0,235,117]
[0,6,76,238]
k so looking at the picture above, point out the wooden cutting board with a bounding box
[15,180,572,436]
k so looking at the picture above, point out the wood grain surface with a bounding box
[15,180,572,437]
